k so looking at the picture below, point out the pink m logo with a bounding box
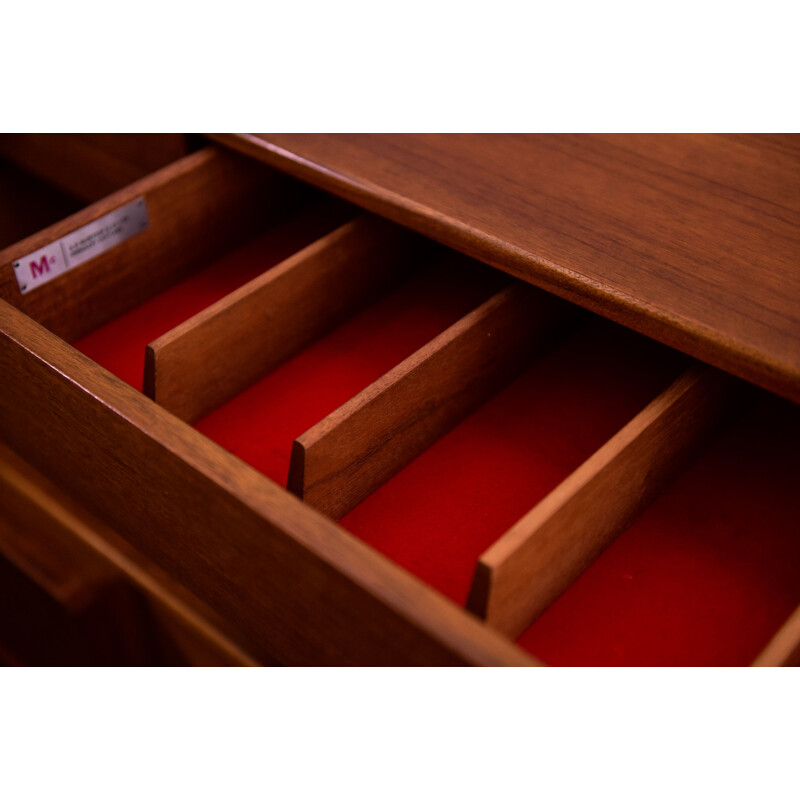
[30,255,51,278]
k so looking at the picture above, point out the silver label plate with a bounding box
[13,197,149,294]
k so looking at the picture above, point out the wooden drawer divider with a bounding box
[466,365,740,638]
[289,282,577,519]
[145,214,432,422]
[0,298,536,666]
[1,136,797,666]
[0,146,321,343]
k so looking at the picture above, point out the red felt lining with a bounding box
[194,260,506,486]
[73,204,350,388]
[339,319,688,606]
[68,213,799,667]
[517,393,800,666]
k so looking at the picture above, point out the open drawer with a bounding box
[0,141,798,666]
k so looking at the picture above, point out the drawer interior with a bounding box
[339,318,688,605]
[517,392,800,666]
[1,138,798,666]
[0,146,342,345]
[194,257,506,485]
[73,200,354,389]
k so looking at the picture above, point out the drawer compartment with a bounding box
[189,250,506,486]
[1,146,346,347]
[144,214,433,422]
[0,294,530,665]
[0,134,798,666]
[515,392,800,666]
[72,199,354,390]
[326,317,690,606]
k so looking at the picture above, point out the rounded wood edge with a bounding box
[208,133,800,407]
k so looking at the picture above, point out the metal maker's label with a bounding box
[13,197,149,294]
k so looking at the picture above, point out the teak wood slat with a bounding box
[0,134,191,203]
[467,365,739,639]
[752,605,800,667]
[289,282,575,520]
[0,442,258,666]
[0,299,536,666]
[211,133,800,406]
[145,214,429,422]
[0,146,311,343]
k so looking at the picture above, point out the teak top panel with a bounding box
[212,134,800,404]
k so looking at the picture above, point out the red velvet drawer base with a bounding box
[62,204,799,667]
[340,319,687,606]
[73,211,344,388]
[194,262,505,486]
[518,394,800,666]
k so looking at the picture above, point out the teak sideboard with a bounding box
[0,133,798,667]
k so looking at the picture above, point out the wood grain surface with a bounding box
[0,146,311,342]
[290,282,575,519]
[467,365,740,638]
[146,214,428,422]
[0,442,259,666]
[0,298,537,666]
[210,134,800,405]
